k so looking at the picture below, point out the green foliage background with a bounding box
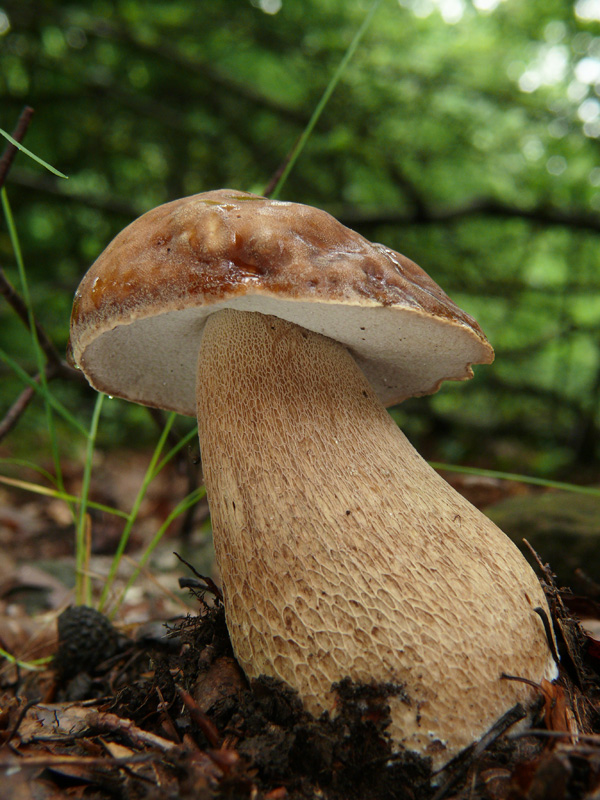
[1,0,599,477]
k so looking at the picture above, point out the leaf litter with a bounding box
[1,468,600,798]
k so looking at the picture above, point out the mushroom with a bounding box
[68,189,557,767]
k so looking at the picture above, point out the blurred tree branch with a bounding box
[1,0,599,469]
[0,380,39,440]
[0,265,87,441]
[9,167,600,236]
[0,267,81,380]
[0,106,35,191]
[6,2,307,124]
[339,199,600,236]
[82,18,308,125]
[8,168,141,218]
[0,108,86,441]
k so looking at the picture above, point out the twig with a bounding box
[0,265,84,382]
[1,697,41,748]
[513,729,600,744]
[0,264,87,441]
[155,686,181,744]
[0,267,64,369]
[0,356,86,444]
[0,752,157,768]
[175,551,223,603]
[0,381,38,440]
[0,106,34,190]
[430,703,527,800]
[84,709,178,751]
[178,687,221,748]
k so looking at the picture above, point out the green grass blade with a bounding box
[430,462,600,498]
[0,473,129,518]
[1,188,67,494]
[0,346,87,437]
[75,392,105,605]
[152,425,199,479]
[98,412,178,612]
[110,486,206,617]
[0,646,50,671]
[0,127,68,178]
[0,457,57,486]
[269,0,385,199]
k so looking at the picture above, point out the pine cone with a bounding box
[54,605,120,678]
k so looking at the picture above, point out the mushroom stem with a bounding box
[196,308,555,764]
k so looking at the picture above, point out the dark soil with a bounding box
[2,565,600,800]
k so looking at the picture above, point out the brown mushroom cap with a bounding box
[69,189,493,413]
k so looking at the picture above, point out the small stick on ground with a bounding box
[430,703,527,800]
[84,709,179,752]
[175,552,223,603]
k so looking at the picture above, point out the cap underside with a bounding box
[70,190,493,414]
[78,294,487,416]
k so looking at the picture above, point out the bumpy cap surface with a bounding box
[69,189,494,414]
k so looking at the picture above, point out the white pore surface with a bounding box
[80,295,485,416]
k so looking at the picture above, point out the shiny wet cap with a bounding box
[69,189,494,415]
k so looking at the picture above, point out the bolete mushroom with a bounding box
[68,189,557,767]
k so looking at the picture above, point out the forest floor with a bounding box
[1,451,600,799]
